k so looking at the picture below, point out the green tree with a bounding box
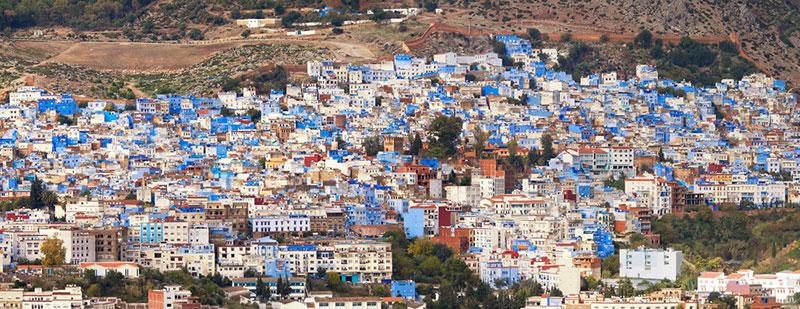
[221,77,241,92]
[604,175,626,191]
[601,253,619,278]
[246,108,261,123]
[370,8,389,22]
[330,16,345,27]
[408,238,434,258]
[230,8,241,19]
[363,136,383,157]
[125,191,137,200]
[86,284,101,297]
[617,278,636,297]
[326,272,343,291]
[281,12,301,27]
[255,277,270,301]
[428,115,463,159]
[634,30,653,49]
[316,267,327,279]
[431,243,453,262]
[420,256,442,277]
[473,127,487,158]
[220,107,234,117]
[628,233,651,248]
[42,190,58,211]
[407,133,423,156]
[274,5,286,15]
[278,278,292,298]
[527,150,540,167]
[423,1,438,12]
[447,170,456,184]
[508,137,519,158]
[30,177,46,209]
[527,28,542,42]
[372,285,389,296]
[538,134,555,165]
[441,258,471,288]
[188,28,203,40]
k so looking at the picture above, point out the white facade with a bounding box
[80,262,140,278]
[8,86,48,105]
[694,182,786,207]
[697,270,800,303]
[20,286,83,309]
[625,175,673,216]
[620,248,683,281]
[251,215,311,233]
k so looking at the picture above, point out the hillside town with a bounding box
[0,33,799,309]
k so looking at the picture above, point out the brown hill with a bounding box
[438,0,800,86]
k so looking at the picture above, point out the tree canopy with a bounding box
[427,115,463,159]
[41,237,65,266]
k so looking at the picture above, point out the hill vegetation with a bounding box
[530,31,757,85]
[653,207,800,273]
[0,0,157,31]
[442,0,800,87]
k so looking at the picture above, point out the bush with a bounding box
[281,12,301,27]
[560,33,572,42]
[331,27,344,35]
[424,1,438,12]
[188,28,203,40]
[371,8,389,22]
[221,77,241,92]
[274,4,285,15]
[718,41,738,54]
[634,29,653,49]
[330,16,345,27]
[527,28,541,41]
[230,8,241,19]
[241,29,250,38]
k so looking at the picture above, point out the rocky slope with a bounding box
[444,0,800,86]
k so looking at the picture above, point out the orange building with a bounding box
[396,163,433,187]
[432,226,472,253]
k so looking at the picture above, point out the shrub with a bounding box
[188,28,203,40]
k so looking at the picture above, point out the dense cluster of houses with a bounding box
[0,33,798,308]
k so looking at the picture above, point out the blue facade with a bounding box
[139,223,164,243]
[481,261,520,288]
[38,95,78,115]
[265,259,292,278]
[345,205,386,226]
[403,207,424,239]
[391,280,417,299]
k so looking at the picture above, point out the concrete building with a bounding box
[620,248,683,281]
